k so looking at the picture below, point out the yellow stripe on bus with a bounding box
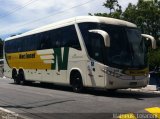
[118,113,137,119]
[145,107,160,119]
[6,51,52,69]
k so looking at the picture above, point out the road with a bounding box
[0,78,159,119]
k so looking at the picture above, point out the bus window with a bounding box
[88,33,104,62]
[41,32,52,49]
[62,25,81,50]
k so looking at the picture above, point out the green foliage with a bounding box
[123,0,160,40]
[148,48,160,70]
[103,0,122,15]
[123,0,160,70]
[89,0,122,19]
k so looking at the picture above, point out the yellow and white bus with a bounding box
[4,16,156,92]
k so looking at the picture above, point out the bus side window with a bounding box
[38,31,53,49]
[38,33,47,50]
[9,41,12,53]
[21,37,26,52]
[40,34,45,49]
[48,26,81,50]
[37,33,42,50]
[26,36,32,51]
[45,32,52,49]
[15,39,19,52]
[27,36,36,51]
[17,39,21,52]
[32,34,39,51]
[70,26,81,50]
[62,25,81,50]
[89,33,104,63]
[50,30,56,48]
[61,27,68,47]
[52,29,61,48]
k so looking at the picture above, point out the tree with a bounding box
[103,0,121,15]
[148,48,160,70]
[123,0,160,40]
[123,0,160,69]
[89,0,122,19]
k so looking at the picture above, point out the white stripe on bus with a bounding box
[43,60,54,64]
[37,49,54,55]
[40,55,54,60]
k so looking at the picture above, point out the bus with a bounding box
[4,16,156,92]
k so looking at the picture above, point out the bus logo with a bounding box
[38,48,69,71]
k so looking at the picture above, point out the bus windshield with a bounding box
[79,23,147,69]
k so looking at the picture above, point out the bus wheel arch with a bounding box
[70,69,84,93]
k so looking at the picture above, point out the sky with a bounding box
[0,0,138,39]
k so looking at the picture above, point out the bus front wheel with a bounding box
[70,71,83,93]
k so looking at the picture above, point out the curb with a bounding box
[128,85,160,94]
[0,107,29,119]
[141,85,157,91]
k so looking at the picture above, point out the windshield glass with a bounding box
[126,28,147,68]
[78,23,147,69]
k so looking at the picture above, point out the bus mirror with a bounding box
[89,29,110,47]
[141,34,156,49]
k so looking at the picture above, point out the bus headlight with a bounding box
[102,68,122,78]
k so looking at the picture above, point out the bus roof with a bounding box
[5,16,137,41]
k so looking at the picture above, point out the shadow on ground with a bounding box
[10,81,160,100]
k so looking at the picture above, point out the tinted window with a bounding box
[61,25,81,50]
[5,25,81,53]
[49,25,81,50]
[78,23,100,60]
[78,22,129,65]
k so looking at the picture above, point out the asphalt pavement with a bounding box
[0,78,159,119]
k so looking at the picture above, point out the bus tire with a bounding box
[70,71,83,93]
[18,70,25,85]
[12,69,18,84]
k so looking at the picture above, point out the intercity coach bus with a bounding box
[4,16,156,92]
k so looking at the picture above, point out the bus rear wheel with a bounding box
[12,69,19,84]
[70,71,83,93]
[17,70,25,85]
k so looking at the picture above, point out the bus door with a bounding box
[86,33,105,88]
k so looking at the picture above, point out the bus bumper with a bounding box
[106,75,149,89]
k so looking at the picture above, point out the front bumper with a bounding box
[106,75,149,89]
